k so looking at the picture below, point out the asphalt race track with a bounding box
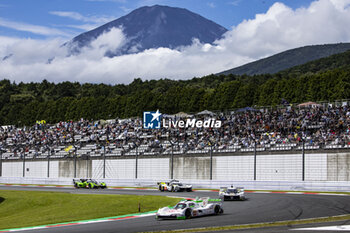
[1,185,350,233]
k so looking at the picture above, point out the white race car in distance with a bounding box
[156,197,223,220]
[219,186,245,201]
[157,179,192,192]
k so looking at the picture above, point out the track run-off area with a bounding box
[1,185,350,233]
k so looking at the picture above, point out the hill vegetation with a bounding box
[1,49,350,126]
[279,49,350,75]
[218,43,350,75]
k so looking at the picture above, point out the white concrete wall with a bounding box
[92,160,104,178]
[327,152,350,181]
[257,154,302,180]
[138,158,169,179]
[91,158,169,179]
[2,161,59,178]
[102,159,136,179]
[305,153,327,181]
[1,152,350,182]
[173,156,210,180]
[2,161,23,177]
[24,161,48,178]
[214,155,254,180]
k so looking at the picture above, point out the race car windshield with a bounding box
[228,189,238,193]
[172,182,182,186]
[174,203,187,209]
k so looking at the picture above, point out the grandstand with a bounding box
[0,101,349,160]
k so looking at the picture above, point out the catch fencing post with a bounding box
[103,143,106,179]
[74,146,77,178]
[209,143,213,180]
[135,145,138,179]
[22,148,26,177]
[0,148,2,177]
[169,139,174,180]
[171,144,174,179]
[254,141,257,181]
[47,147,50,178]
[302,139,305,181]
[86,155,89,178]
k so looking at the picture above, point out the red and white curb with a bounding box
[0,212,156,232]
[195,189,349,196]
[0,184,70,189]
[244,190,349,196]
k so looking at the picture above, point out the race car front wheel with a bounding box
[185,208,192,219]
[214,205,221,215]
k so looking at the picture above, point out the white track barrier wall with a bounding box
[1,151,350,191]
[214,155,254,180]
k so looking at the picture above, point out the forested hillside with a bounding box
[218,43,350,75]
[279,50,350,75]
[1,62,349,126]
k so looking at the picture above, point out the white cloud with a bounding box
[1,0,350,84]
[0,18,70,37]
[217,0,350,58]
[228,0,241,6]
[207,2,216,8]
[67,24,102,31]
[50,11,115,24]
[120,6,132,13]
[85,0,126,2]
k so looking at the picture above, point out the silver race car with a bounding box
[156,197,223,220]
[157,179,192,192]
[219,186,245,201]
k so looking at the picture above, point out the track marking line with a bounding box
[292,225,350,231]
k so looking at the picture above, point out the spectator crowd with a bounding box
[0,103,349,159]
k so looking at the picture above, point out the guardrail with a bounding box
[1,177,350,192]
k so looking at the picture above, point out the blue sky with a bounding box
[0,0,314,39]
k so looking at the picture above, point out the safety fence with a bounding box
[1,148,350,182]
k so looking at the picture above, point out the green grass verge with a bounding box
[0,190,180,230]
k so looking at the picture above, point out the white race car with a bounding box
[219,186,245,201]
[156,197,224,220]
[157,179,192,192]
